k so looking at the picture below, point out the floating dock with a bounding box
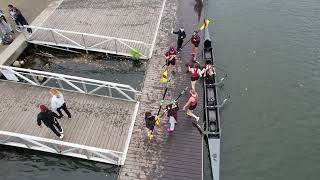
[0,66,140,165]
[23,0,167,59]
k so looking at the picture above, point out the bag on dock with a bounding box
[0,34,13,45]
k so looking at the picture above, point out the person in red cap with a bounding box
[37,104,64,139]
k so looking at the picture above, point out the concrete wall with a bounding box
[0,0,61,65]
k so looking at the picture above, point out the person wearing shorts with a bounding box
[189,63,202,90]
[191,31,200,61]
[183,89,200,121]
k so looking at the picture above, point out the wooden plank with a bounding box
[0,81,136,156]
[29,0,165,56]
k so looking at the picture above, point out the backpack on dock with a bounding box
[0,34,13,45]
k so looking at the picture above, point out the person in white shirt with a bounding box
[50,88,71,118]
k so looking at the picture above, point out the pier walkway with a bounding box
[22,0,167,59]
[0,66,140,165]
[118,0,204,179]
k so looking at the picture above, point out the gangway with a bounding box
[0,65,141,165]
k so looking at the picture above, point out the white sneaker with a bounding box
[195,117,200,122]
[59,134,64,139]
[60,128,64,134]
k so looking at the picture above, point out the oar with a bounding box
[157,86,188,120]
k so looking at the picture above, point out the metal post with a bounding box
[50,30,58,45]
[108,87,112,97]
[82,34,89,54]
[22,31,28,40]
[114,39,118,53]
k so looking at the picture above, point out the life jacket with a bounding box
[190,95,198,106]
[192,34,200,45]
[191,68,200,78]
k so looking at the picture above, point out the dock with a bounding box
[22,0,167,59]
[0,66,140,165]
[118,0,205,179]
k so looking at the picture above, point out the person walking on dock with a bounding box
[183,89,200,121]
[50,88,72,119]
[37,104,64,139]
[172,28,186,52]
[166,103,179,133]
[8,4,32,33]
[188,63,202,90]
[191,31,200,61]
[145,111,156,140]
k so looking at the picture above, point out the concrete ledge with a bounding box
[0,0,62,65]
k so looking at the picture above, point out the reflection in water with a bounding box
[194,0,203,22]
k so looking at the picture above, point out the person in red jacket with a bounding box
[191,31,200,61]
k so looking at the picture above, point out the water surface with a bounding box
[208,0,320,179]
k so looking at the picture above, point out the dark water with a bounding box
[20,46,146,91]
[209,0,320,179]
[0,146,119,180]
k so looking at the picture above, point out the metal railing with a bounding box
[0,65,142,102]
[0,130,124,165]
[20,25,153,59]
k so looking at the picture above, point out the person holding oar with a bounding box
[165,46,177,72]
[172,27,186,52]
[145,111,157,141]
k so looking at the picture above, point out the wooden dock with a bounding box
[0,80,139,165]
[118,0,204,179]
[24,0,167,58]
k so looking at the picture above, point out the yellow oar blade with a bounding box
[199,19,212,30]
[155,117,161,126]
[162,70,168,84]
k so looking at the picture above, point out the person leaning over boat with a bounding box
[50,88,72,119]
[37,104,64,139]
[183,89,200,122]
[188,63,202,90]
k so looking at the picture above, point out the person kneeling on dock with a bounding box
[37,104,64,139]
[165,46,177,72]
[145,111,156,140]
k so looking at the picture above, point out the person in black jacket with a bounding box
[145,111,156,139]
[172,28,186,52]
[37,104,64,139]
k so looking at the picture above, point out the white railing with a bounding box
[20,25,153,59]
[0,130,124,165]
[0,65,141,102]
